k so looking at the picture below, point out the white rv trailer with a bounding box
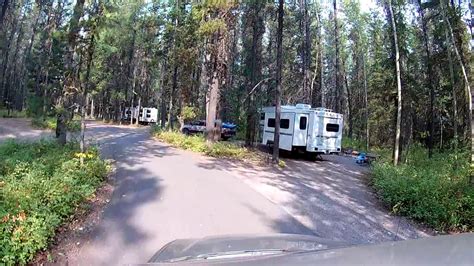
[261,104,343,154]
[123,107,139,121]
[138,107,158,124]
[124,107,158,124]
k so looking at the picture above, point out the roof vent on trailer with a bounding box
[295,104,311,109]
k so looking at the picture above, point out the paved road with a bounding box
[71,123,312,265]
[0,119,429,264]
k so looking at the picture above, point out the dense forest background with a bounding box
[0,0,473,165]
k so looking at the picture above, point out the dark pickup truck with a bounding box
[181,120,237,140]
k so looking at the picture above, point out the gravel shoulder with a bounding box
[195,151,432,244]
[0,118,53,143]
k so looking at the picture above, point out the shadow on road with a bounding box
[195,153,429,244]
[73,125,172,265]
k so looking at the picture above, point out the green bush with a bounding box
[152,127,251,160]
[342,137,367,151]
[31,117,56,130]
[0,140,109,264]
[31,117,81,132]
[0,109,27,118]
[372,146,474,232]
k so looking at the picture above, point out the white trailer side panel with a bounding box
[307,112,343,153]
[262,112,294,151]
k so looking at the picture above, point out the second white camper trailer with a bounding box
[261,104,343,155]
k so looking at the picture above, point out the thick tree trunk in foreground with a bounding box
[273,0,284,163]
[80,32,96,164]
[244,1,264,146]
[57,0,86,145]
[387,0,402,166]
[206,70,220,142]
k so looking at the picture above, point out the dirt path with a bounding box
[196,153,431,244]
[0,118,53,143]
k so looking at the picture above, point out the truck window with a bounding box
[326,123,339,132]
[267,118,290,129]
[299,117,307,130]
[146,109,151,113]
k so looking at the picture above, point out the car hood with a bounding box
[148,233,474,265]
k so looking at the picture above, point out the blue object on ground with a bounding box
[356,152,367,164]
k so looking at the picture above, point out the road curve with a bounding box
[71,123,312,265]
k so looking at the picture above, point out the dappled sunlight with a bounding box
[195,152,430,244]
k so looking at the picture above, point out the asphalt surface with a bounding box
[0,119,429,264]
[71,122,312,265]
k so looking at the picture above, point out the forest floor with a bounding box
[0,119,432,264]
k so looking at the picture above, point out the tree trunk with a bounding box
[206,70,220,142]
[1,7,18,103]
[363,55,369,151]
[57,0,86,145]
[168,65,178,130]
[244,1,264,146]
[136,97,141,125]
[300,0,311,102]
[441,0,473,183]
[273,0,284,163]
[343,62,353,139]
[388,0,403,166]
[90,97,95,118]
[0,0,9,30]
[80,31,96,165]
[418,0,435,158]
[333,0,341,113]
[446,28,458,151]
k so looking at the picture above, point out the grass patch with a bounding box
[0,140,110,264]
[371,146,474,232]
[31,117,81,132]
[152,126,258,161]
[0,109,27,118]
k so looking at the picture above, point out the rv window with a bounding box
[326,123,339,132]
[299,117,307,130]
[268,118,275,128]
[146,114,151,118]
[147,109,151,113]
[267,118,290,129]
[260,113,265,121]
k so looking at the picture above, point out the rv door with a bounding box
[292,114,308,147]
